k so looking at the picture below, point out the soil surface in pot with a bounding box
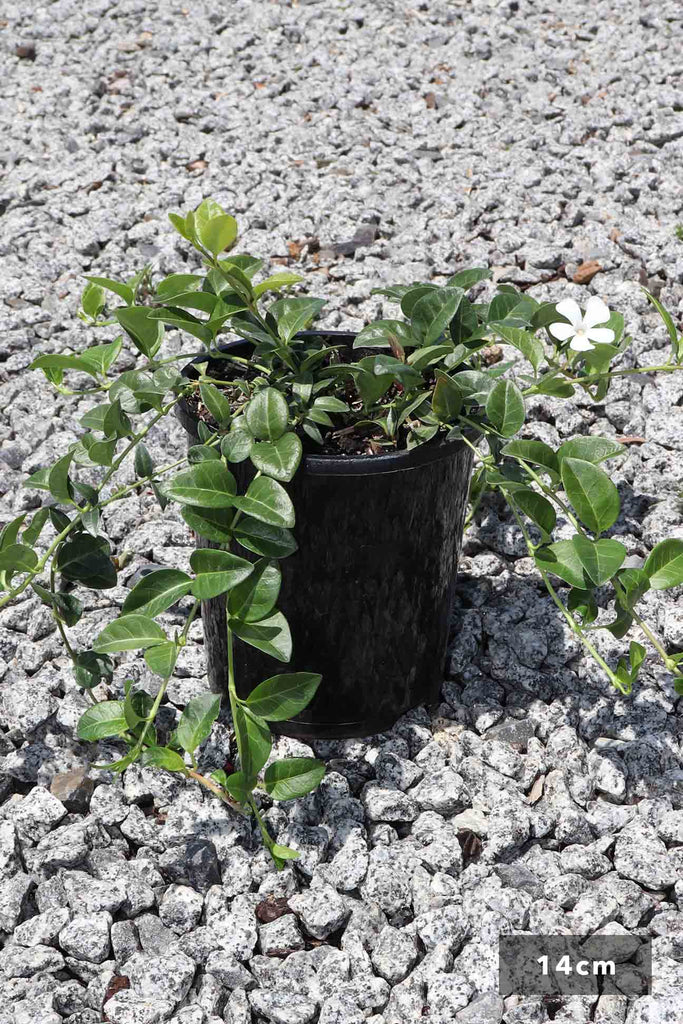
[184,339,436,457]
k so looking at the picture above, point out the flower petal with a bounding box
[548,322,576,342]
[569,335,595,352]
[555,298,583,328]
[586,327,615,346]
[583,295,611,329]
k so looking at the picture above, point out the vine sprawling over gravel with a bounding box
[1,2,683,1023]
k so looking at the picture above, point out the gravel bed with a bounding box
[1,1,683,1022]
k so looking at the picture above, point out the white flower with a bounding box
[548,296,615,352]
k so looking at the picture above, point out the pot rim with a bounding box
[176,331,472,477]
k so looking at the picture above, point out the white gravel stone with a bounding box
[59,912,112,963]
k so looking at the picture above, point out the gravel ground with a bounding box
[2,2,683,1023]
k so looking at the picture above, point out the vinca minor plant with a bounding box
[2,199,683,866]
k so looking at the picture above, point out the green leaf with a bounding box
[567,587,598,626]
[270,843,300,866]
[561,458,620,534]
[253,272,304,298]
[432,372,463,422]
[222,770,253,804]
[198,214,238,256]
[353,320,415,351]
[115,307,164,359]
[140,746,188,771]
[147,307,213,347]
[245,672,322,721]
[453,369,496,403]
[513,489,556,539]
[123,569,193,618]
[181,505,234,544]
[85,275,134,305]
[231,611,292,662]
[233,517,298,559]
[270,297,327,344]
[490,324,544,373]
[103,399,133,439]
[643,540,683,590]
[411,287,464,346]
[250,433,302,482]
[77,701,128,741]
[532,374,576,398]
[485,379,525,437]
[233,703,271,781]
[22,508,50,548]
[557,437,625,465]
[501,439,560,477]
[164,462,237,508]
[93,614,167,654]
[190,548,255,600]
[228,559,281,622]
[616,567,651,610]
[535,540,590,589]
[188,445,220,464]
[488,292,521,322]
[264,758,326,801]
[31,353,101,382]
[400,285,437,318]
[0,513,27,551]
[177,692,221,755]
[221,428,254,464]
[73,650,114,689]
[156,273,203,298]
[0,543,38,574]
[232,477,295,529]
[31,582,83,626]
[144,641,178,678]
[571,535,627,586]
[447,267,491,290]
[55,535,117,589]
[200,383,232,428]
[245,388,289,441]
[643,288,682,361]
[48,453,76,506]
[123,688,154,728]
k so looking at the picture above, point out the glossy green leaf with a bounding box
[144,641,178,678]
[231,611,292,662]
[73,650,114,689]
[567,587,598,626]
[31,353,101,381]
[250,433,302,482]
[48,453,76,505]
[488,291,521,323]
[643,539,683,590]
[270,297,326,345]
[0,543,38,574]
[22,508,50,548]
[643,288,682,361]
[233,517,298,559]
[264,758,326,801]
[188,445,221,464]
[400,285,437,319]
[245,672,322,721]
[115,307,164,359]
[228,559,281,622]
[561,458,620,534]
[140,746,188,771]
[447,267,491,290]
[181,505,234,544]
[411,287,464,346]
[103,399,133,439]
[221,428,253,464]
[123,569,193,618]
[532,374,575,398]
[0,514,27,552]
[233,703,271,780]
[177,692,221,755]
[501,439,559,477]
[490,324,544,372]
[232,477,295,529]
[513,489,556,538]
[535,540,590,589]
[245,388,289,441]
[485,379,525,437]
[200,383,232,428]
[432,373,463,422]
[93,614,167,654]
[407,343,454,371]
[198,214,238,256]
[32,582,83,626]
[253,272,304,298]
[85,275,134,305]
[222,770,253,804]
[571,535,627,586]
[55,535,117,589]
[616,567,650,610]
[190,548,255,600]
[77,701,128,741]
[79,339,123,376]
[352,320,415,350]
[133,443,154,481]
[164,462,237,508]
[557,437,625,465]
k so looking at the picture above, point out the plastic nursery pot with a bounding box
[176,332,474,740]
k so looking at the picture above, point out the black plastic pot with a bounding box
[176,332,474,739]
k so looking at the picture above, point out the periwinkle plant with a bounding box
[2,199,683,865]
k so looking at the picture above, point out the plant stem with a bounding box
[505,495,629,694]
[612,578,681,674]
[187,768,246,813]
